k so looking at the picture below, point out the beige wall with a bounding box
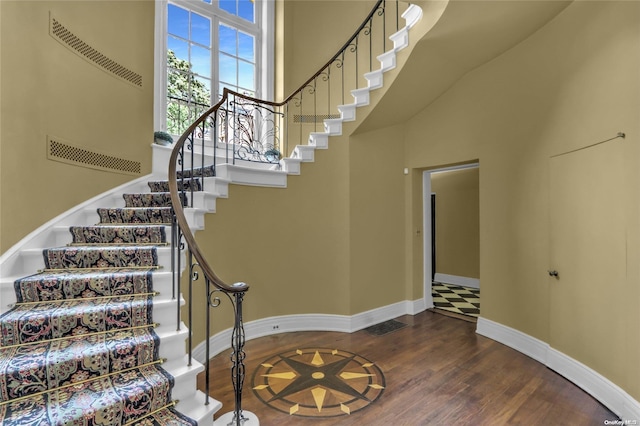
[349,124,408,314]
[189,142,352,344]
[0,0,154,254]
[280,0,376,96]
[431,167,479,279]
[404,1,640,400]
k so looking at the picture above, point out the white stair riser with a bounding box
[0,284,16,312]
[364,70,384,90]
[177,390,220,426]
[391,27,409,50]
[157,327,190,362]
[153,297,185,334]
[191,192,217,212]
[338,104,357,121]
[293,145,316,162]
[280,158,302,175]
[164,361,203,403]
[324,119,343,135]
[309,133,329,149]
[351,88,370,106]
[378,50,397,71]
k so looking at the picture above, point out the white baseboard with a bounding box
[434,273,480,289]
[477,317,640,422]
[192,299,427,363]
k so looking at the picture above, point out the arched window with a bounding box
[155,0,273,135]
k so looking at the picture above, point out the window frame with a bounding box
[154,0,274,134]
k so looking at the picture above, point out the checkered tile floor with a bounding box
[432,282,480,317]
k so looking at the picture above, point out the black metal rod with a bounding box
[285,103,289,156]
[171,217,176,302]
[327,66,331,117]
[383,0,387,53]
[213,110,218,177]
[313,78,317,133]
[225,99,230,164]
[369,18,373,73]
[355,36,359,89]
[205,278,211,406]
[299,92,303,144]
[188,250,193,366]
[190,131,195,205]
[200,119,205,192]
[341,52,345,105]
[176,227,182,332]
[232,95,238,165]
[231,291,246,426]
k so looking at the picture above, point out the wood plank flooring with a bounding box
[199,310,617,425]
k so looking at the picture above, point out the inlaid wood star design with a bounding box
[252,348,385,417]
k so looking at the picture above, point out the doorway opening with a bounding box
[423,163,480,320]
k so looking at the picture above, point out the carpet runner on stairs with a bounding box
[0,180,199,425]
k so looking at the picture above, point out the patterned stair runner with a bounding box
[0,183,197,425]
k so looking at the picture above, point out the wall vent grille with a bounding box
[49,15,143,88]
[47,137,141,175]
[293,114,340,123]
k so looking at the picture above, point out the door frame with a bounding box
[422,163,479,309]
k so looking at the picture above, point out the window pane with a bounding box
[219,82,235,98]
[167,69,190,99]
[238,61,254,92]
[219,53,237,86]
[192,76,211,105]
[238,0,254,23]
[167,37,189,65]
[219,24,236,56]
[191,45,211,78]
[238,32,254,62]
[219,0,235,15]
[168,4,189,39]
[191,13,211,47]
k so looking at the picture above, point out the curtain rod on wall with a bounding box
[551,131,626,158]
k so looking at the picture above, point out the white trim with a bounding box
[192,299,426,363]
[261,0,274,102]
[422,163,479,310]
[477,317,640,421]
[476,316,549,364]
[154,0,168,131]
[434,273,480,289]
[422,171,434,310]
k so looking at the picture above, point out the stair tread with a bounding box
[129,406,197,426]
[0,364,181,425]
[0,295,154,346]
[0,327,159,401]
[97,207,174,225]
[70,225,167,245]
[14,268,155,303]
[43,246,159,270]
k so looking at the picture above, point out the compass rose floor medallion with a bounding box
[251,348,386,418]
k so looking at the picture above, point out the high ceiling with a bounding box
[356,0,572,133]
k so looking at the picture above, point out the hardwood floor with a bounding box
[199,310,617,425]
